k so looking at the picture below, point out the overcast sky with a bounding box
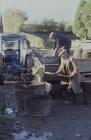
[0,0,80,23]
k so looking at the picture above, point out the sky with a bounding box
[0,0,80,24]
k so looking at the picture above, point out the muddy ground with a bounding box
[1,84,91,140]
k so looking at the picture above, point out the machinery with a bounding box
[0,33,33,80]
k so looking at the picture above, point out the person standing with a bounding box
[49,32,71,56]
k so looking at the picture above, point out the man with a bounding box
[52,49,87,104]
[56,49,80,93]
[49,32,71,56]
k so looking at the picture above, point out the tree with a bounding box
[41,19,57,32]
[22,23,43,33]
[73,0,87,39]
[81,0,91,38]
[3,9,28,33]
[64,25,72,33]
[22,18,72,33]
[57,22,66,32]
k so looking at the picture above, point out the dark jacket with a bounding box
[53,34,71,54]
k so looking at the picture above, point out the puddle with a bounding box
[5,108,16,118]
[13,130,29,140]
[5,108,13,114]
[13,130,53,140]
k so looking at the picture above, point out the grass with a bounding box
[26,33,52,49]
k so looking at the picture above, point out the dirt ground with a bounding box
[1,84,91,140]
[20,101,91,140]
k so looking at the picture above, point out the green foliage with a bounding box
[73,0,87,39]
[23,19,58,32]
[22,18,72,33]
[41,19,58,31]
[57,22,66,32]
[73,0,91,39]
[27,33,52,49]
[82,0,91,38]
[82,0,91,27]
[3,9,72,33]
[3,9,28,33]
[23,23,42,32]
[64,25,72,32]
[27,34,45,48]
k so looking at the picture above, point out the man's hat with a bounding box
[49,32,56,40]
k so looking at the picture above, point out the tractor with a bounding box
[0,33,34,81]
